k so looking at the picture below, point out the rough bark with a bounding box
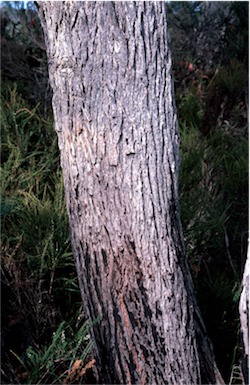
[39,2,224,384]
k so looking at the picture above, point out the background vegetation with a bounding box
[1,1,248,384]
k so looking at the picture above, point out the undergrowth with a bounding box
[12,320,94,384]
[1,85,95,384]
[178,92,248,380]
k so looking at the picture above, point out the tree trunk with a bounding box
[39,2,224,384]
[239,249,249,384]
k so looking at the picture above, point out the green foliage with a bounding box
[168,1,249,69]
[1,84,58,196]
[214,60,247,98]
[179,121,248,274]
[172,10,248,377]
[177,91,204,128]
[11,187,71,277]
[1,1,51,114]
[1,85,92,384]
[178,113,248,380]
[12,320,93,384]
[222,1,249,65]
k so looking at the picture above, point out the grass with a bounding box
[1,84,95,384]
[178,94,247,380]
[12,320,94,384]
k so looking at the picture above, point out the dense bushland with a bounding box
[1,85,97,384]
[168,3,248,379]
[1,1,248,384]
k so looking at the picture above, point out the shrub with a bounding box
[179,120,248,380]
[12,320,95,384]
[1,85,91,384]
